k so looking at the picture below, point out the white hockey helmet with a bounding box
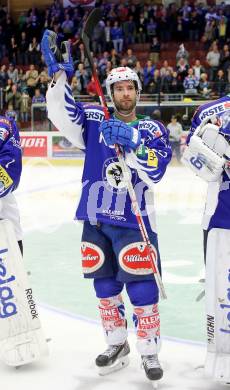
[106,66,142,101]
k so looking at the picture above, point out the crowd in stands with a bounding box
[1,0,230,123]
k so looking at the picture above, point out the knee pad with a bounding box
[126,279,158,306]
[94,277,124,298]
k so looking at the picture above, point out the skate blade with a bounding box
[98,356,129,376]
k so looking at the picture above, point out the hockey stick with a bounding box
[81,9,167,300]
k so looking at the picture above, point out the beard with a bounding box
[113,97,136,115]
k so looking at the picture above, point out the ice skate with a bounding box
[142,354,163,388]
[95,340,130,376]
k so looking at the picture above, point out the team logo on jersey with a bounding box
[102,157,137,193]
[119,242,157,275]
[81,242,104,273]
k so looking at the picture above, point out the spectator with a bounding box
[192,59,206,81]
[18,31,29,65]
[136,13,147,43]
[17,68,27,91]
[125,48,137,69]
[5,83,22,118]
[143,60,155,93]
[98,51,109,78]
[110,20,124,54]
[32,88,46,121]
[170,71,179,93]
[104,20,113,52]
[218,15,227,48]
[8,36,18,65]
[134,60,144,84]
[75,63,90,94]
[61,13,74,39]
[20,88,30,122]
[151,69,162,94]
[123,15,136,46]
[175,16,184,42]
[146,17,157,42]
[160,60,173,78]
[183,68,199,94]
[189,10,200,41]
[0,64,7,88]
[214,69,226,97]
[220,44,230,80]
[7,63,18,85]
[92,20,105,55]
[167,115,183,162]
[176,43,189,65]
[198,72,212,98]
[108,48,120,68]
[206,42,220,81]
[149,37,161,65]
[70,76,79,97]
[176,58,189,87]
[204,19,217,47]
[28,36,41,64]
[25,64,39,97]
[37,74,48,97]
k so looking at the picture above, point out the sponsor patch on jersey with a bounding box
[0,127,9,141]
[199,102,230,121]
[0,165,13,194]
[119,242,157,275]
[85,108,104,122]
[138,120,163,137]
[147,149,158,167]
[81,242,104,273]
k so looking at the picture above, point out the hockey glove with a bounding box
[100,119,141,152]
[41,29,74,78]
[182,124,230,182]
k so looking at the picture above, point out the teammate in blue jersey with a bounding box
[41,30,172,382]
[182,96,230,383]
[0,113,22,253]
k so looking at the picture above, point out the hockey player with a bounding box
[41,30,172,383]
[182,96,230,383]
[0,112,22,253]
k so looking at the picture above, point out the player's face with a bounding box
[113,80,137,114]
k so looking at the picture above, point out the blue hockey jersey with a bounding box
[189,95,230,230]
[46,72,172,231]
[0,115,22,197]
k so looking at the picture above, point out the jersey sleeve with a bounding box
[125,119,172,184]
[0,117,22,197]
[46,71,86,149]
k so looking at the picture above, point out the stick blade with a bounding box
[81,8,103,40]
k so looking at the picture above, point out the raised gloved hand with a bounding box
[41,29,74,78]
[100,119,141,152]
